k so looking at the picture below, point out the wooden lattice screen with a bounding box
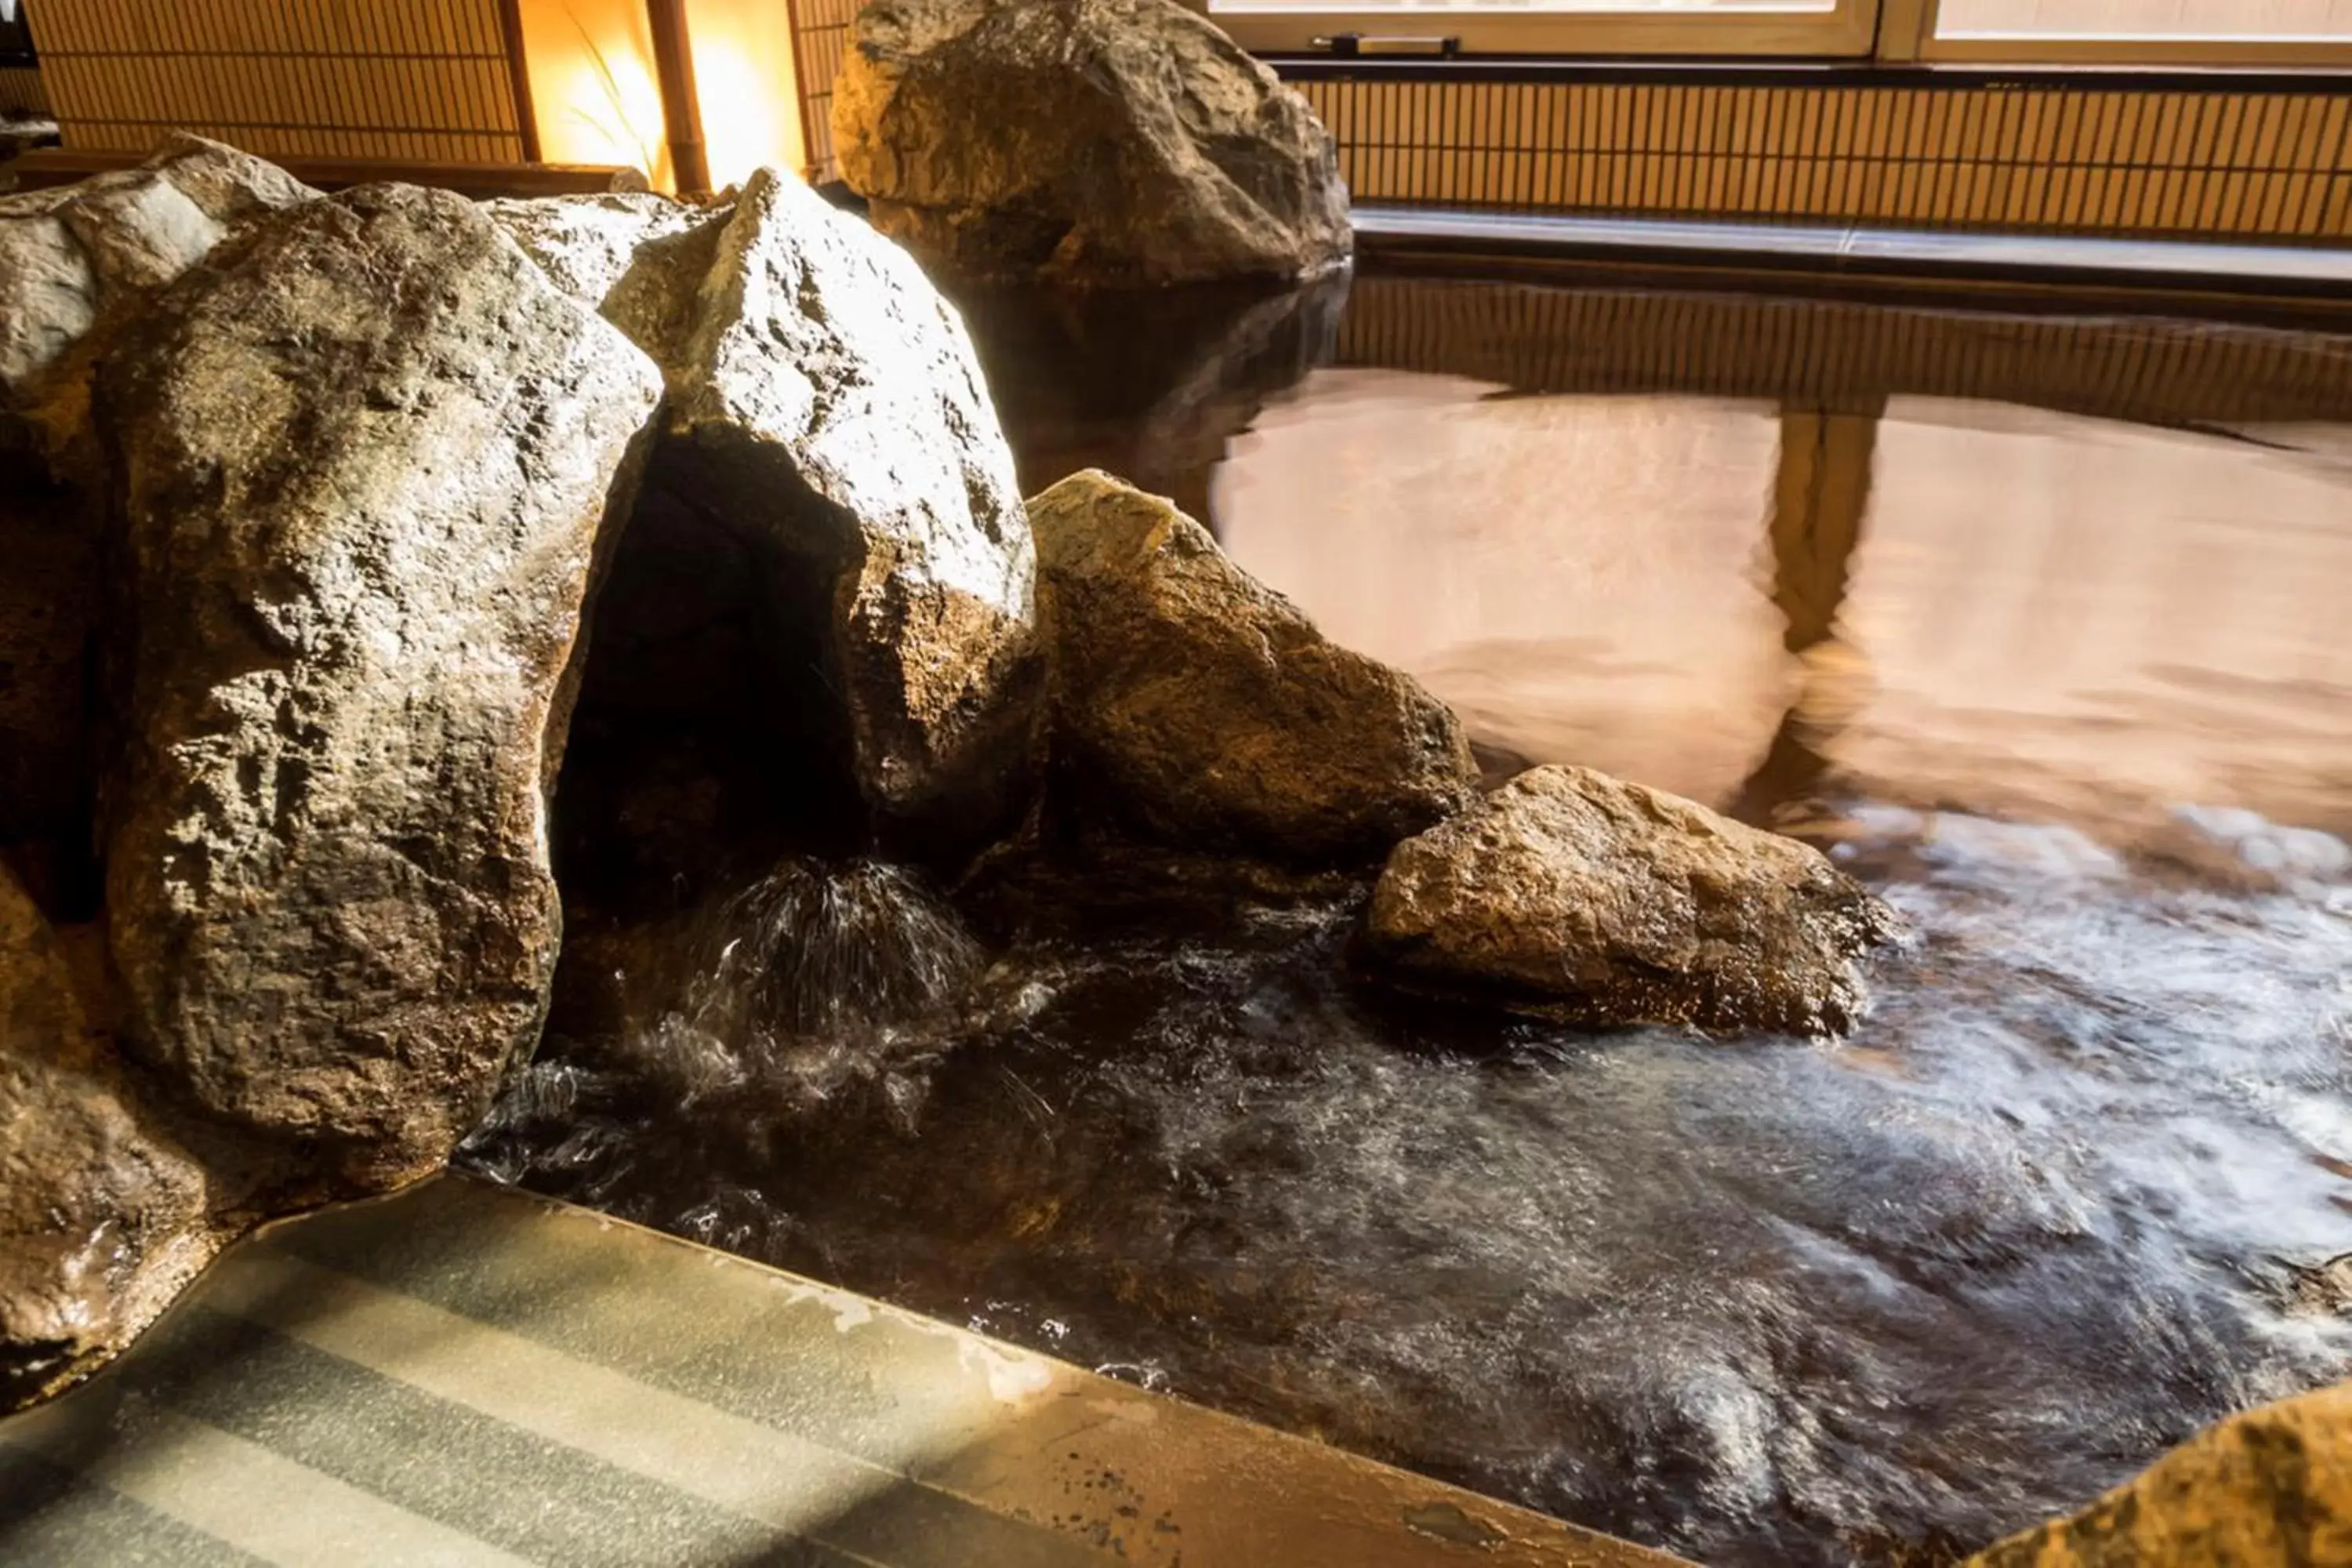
[24,0,534,164]
[1294,68,2352,243]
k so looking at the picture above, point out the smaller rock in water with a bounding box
[833,0,1352,285]
[0,868,220,1410]
[1029,470,1475,866]
[1968,1381,2352,1566]
[1361,765,1900,1035]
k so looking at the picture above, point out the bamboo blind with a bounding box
[1337,273,2352,426]
[26,0,529,163]
[1299,77,2352,241]
[788,0,855,182]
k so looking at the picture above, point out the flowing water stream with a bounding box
[466,276,2352,1566]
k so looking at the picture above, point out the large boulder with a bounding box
[0,132,314,448]
[833,0,1352,285]
[1,140,314,900]
[0,868,220,1409]
[1361,766,1900,1035]
[1028,470,1475,866]
[99,183,664,1187]
[492,169,1040,855]
[1969,1383,2352,1566]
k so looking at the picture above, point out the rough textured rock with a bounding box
[495,169,1041,855]
[833,0,1352,285]
[1028,470,1474,865]
[0,133,313,442]
[482,190,720,366]
[1969,1382,2352,1567]
[0,867,219,1409]
[0,141,314,888]
[100,183,663,1186]
[1362,765,1900,1035]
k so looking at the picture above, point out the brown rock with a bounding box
[833,0,1352,285]
[1362,765,1900,1035]
[99,183,663,1187]
[1,142,315,891]
[1028,470,1475,866]
[0,133,314,451]
[1969,1382,2352,1567]
[0,867,219,1410]
[493,169,1041,855]
[481,189,720,367]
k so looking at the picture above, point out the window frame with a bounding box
[1842,0,2352,68]
[1208,0,2352,68]
[1204,0,1883,61]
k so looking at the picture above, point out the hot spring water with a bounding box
[465,281,2352,1565]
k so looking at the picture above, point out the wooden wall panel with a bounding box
[0,63,44,117]
[27,0,527,163]
[1295,78,2352,241]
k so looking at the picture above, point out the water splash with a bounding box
[465,806,2352,1566]
[466,855,996,1196]
[629,856,984,1109]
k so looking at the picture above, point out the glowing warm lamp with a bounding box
[685,0,807,191]
[514,0,675,190]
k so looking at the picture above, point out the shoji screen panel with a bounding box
[785,0,854,182]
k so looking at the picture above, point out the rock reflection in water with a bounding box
[953,272,1345,512]
[469,281,2352,1567]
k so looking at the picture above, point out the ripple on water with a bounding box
[465,802,2352,1566]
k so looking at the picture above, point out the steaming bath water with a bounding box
[466,280,2352,1565]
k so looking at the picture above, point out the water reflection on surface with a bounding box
[1217,376,1792,804]
[1839,402,2352,838]
[1209,354,2352,842]
[477,277,2352,1568]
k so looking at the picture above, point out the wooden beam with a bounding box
[494,0,544,165]
[6,149,648,199]
[1873,0,1936,63]
[645,0,711,197]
